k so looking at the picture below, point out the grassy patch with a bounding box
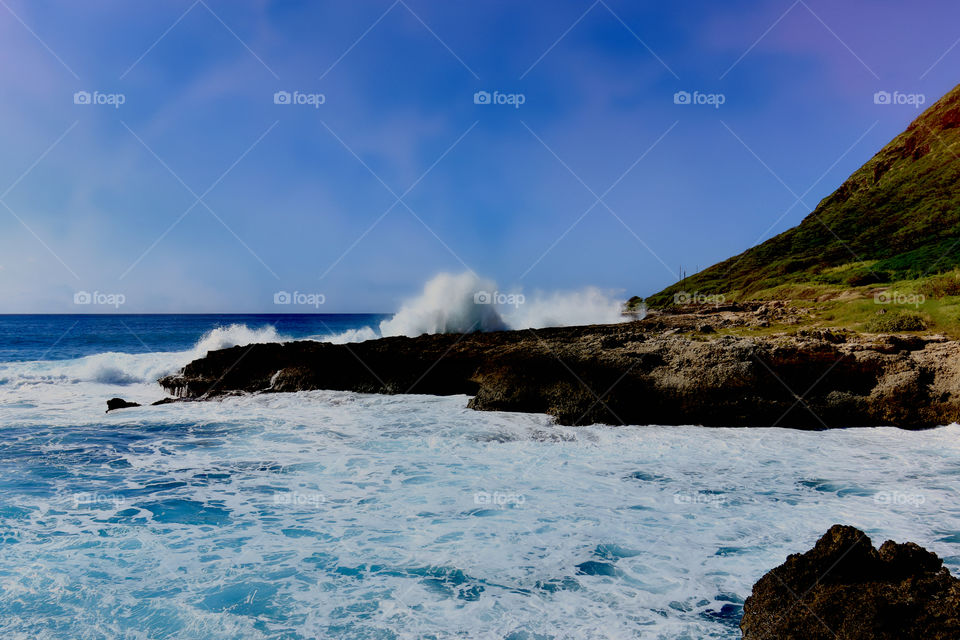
[748,283,840,301]
[643,266,960,338]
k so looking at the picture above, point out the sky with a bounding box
[1,0,959,313]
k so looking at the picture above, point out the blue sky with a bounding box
[1,0,959,312]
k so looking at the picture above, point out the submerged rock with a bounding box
[741,524,960,639]
[105,398,141,412]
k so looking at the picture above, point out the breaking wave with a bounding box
[0,324,290,389]
[380,273,507,337]
[190,324,287,358]
[379,272,629,338]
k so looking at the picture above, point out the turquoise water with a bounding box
[0,315,958,639]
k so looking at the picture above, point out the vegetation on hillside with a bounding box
[642,83,960,321]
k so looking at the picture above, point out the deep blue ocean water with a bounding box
[0,314,389,362]
[0,314,958,639]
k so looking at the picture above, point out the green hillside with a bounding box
[646,83,960,310]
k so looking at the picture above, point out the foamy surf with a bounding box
[0,315,958,639]
[0,323,297,417]
[1,385,957,639]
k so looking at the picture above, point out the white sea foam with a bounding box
[309,326,380,344]
[0,385,958,639]
[502,286,629,329]
[379,272,630,338]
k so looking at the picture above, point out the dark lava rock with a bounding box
[106,398,141,412]
[156,322,960,428]
[741,524,960,639]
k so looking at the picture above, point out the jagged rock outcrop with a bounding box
[741,525,960,639]
[157,320,960,428]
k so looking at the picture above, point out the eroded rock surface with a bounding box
[741,525,960,639]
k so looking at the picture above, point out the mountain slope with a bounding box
[646,83,960,307]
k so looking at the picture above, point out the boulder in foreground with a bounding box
[741,524,960,639]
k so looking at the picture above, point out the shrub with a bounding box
[864,311,927,333]
[919,271,960,299]
[846,270,890,287]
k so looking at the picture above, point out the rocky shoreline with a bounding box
[153,306,960,428]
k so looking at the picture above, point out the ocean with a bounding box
[0,314,958,639]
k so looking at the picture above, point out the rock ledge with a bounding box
[157,320,960,428]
